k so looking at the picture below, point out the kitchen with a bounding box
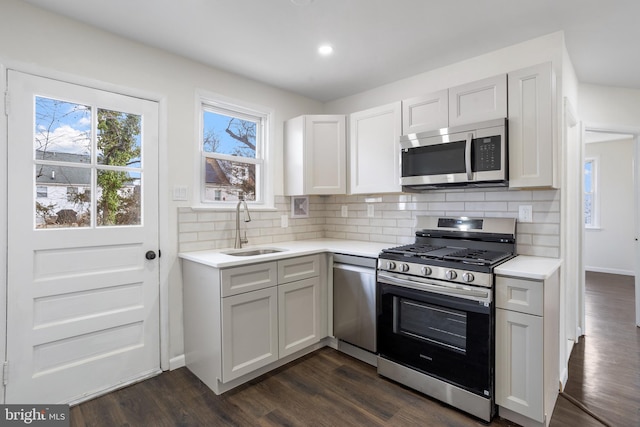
[0,0,639,426]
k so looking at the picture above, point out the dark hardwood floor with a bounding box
[70,272,638,426]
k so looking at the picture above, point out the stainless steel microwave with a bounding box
[400,118,508,191]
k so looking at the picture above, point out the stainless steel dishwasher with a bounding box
[332,253,377,353]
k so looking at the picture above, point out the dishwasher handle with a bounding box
[333,262,376,276]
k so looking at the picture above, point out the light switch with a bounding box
[341,205,348,217]
[172,185,188,201]
[367,205,374,217]
[281,214,288,228]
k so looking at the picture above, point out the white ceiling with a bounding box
[20,0,640,102]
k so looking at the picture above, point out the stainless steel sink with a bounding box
[223,248,285,257]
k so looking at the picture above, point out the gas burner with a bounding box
[382,244,444,257]
[443,249,513,266]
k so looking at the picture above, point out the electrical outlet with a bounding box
[341,205,348,217]
[367,205,374,217]
[518,205,533,223]
[281,214,288,228]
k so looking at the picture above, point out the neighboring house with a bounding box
[35,150,91,226]
[204,157,246,202]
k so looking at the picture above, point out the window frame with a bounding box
[197,93,272,208]
[584,156,599,229]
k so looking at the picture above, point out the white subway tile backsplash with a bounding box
[177,190,560,258]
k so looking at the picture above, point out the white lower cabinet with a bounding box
[278,277,321,357]
[495,269,560,427]
[183,254,324,395]
[222,286,278,382]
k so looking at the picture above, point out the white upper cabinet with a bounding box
[284,115,346,195]
[401,90,448,135]
[448,74,507,127]
[349,102,402,194]
[508,62,556,188]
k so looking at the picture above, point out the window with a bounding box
[200,99,268,204]
[584,158,598,227]
[36,186,48,198]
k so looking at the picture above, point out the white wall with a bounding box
[584,138,635,275]
[0,0,323,365]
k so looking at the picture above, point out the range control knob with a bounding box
[401,263,410,272]
[386,261,396,270]
[462,272,475,283]
[445,270,457,280]
[421,266,432,276]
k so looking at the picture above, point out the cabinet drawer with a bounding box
[278,255,320,284]
[221,262,277,297]
[495,276,543,316]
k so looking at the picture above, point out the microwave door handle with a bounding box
[465,133,473,180]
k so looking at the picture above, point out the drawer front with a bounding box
[495,276,543,316]
[278,255,320,284]
[221,262,278,297]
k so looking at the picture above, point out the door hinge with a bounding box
[4,91,10,116]
[3,361,8,386]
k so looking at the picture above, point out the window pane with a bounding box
[35,97,91,161]
[204,158,255,201]
[584,194,593,225]
[97,109,142,168]
[97,170,141,226]
[584,161,592,193]
[35,165,91,229]
[203,110,257,159]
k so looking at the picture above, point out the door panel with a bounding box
[6,70,160,404]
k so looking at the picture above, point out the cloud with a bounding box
[36,124,91,155]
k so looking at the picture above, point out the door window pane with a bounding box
[35,97,91,161]
[34,166,91,229]
[97,109,142,167]
[97,170,141,226]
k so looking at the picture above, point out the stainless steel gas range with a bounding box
[376,216,516,422]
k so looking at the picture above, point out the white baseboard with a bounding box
[169,354,186,370]
[585,266,635,276]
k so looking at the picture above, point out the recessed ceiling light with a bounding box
[318,44,334,56]
[291,0,314,5]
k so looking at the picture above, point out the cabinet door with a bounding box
[402,90,448,134]
[449,74,507,127]
[349,102,402,194]
[278,277,321,357]
[304,115,346,194]
[221,287,278,382]
[508,62,555,188]
[496,308,544,423]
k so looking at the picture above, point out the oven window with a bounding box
[393,296,467,353]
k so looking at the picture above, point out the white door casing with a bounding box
[5,70,160,404]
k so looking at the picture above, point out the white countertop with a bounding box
[179,239,391,268]
[494,255,562,280]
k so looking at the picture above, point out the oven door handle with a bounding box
[465,132,473,181]
[378,273,490,303]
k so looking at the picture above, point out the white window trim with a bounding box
[194,90,274,209]
[584,156,600,229]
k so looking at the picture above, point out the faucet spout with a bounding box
[235,196,251,249]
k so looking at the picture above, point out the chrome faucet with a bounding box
[234,195,252,249]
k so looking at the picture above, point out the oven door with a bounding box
[377,274,493,397]
[400,122,506,188]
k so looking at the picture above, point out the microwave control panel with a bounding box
[473,136,501,171]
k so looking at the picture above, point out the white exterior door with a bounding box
[5,70,160,404]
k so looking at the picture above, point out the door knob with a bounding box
[145,250,157,260]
